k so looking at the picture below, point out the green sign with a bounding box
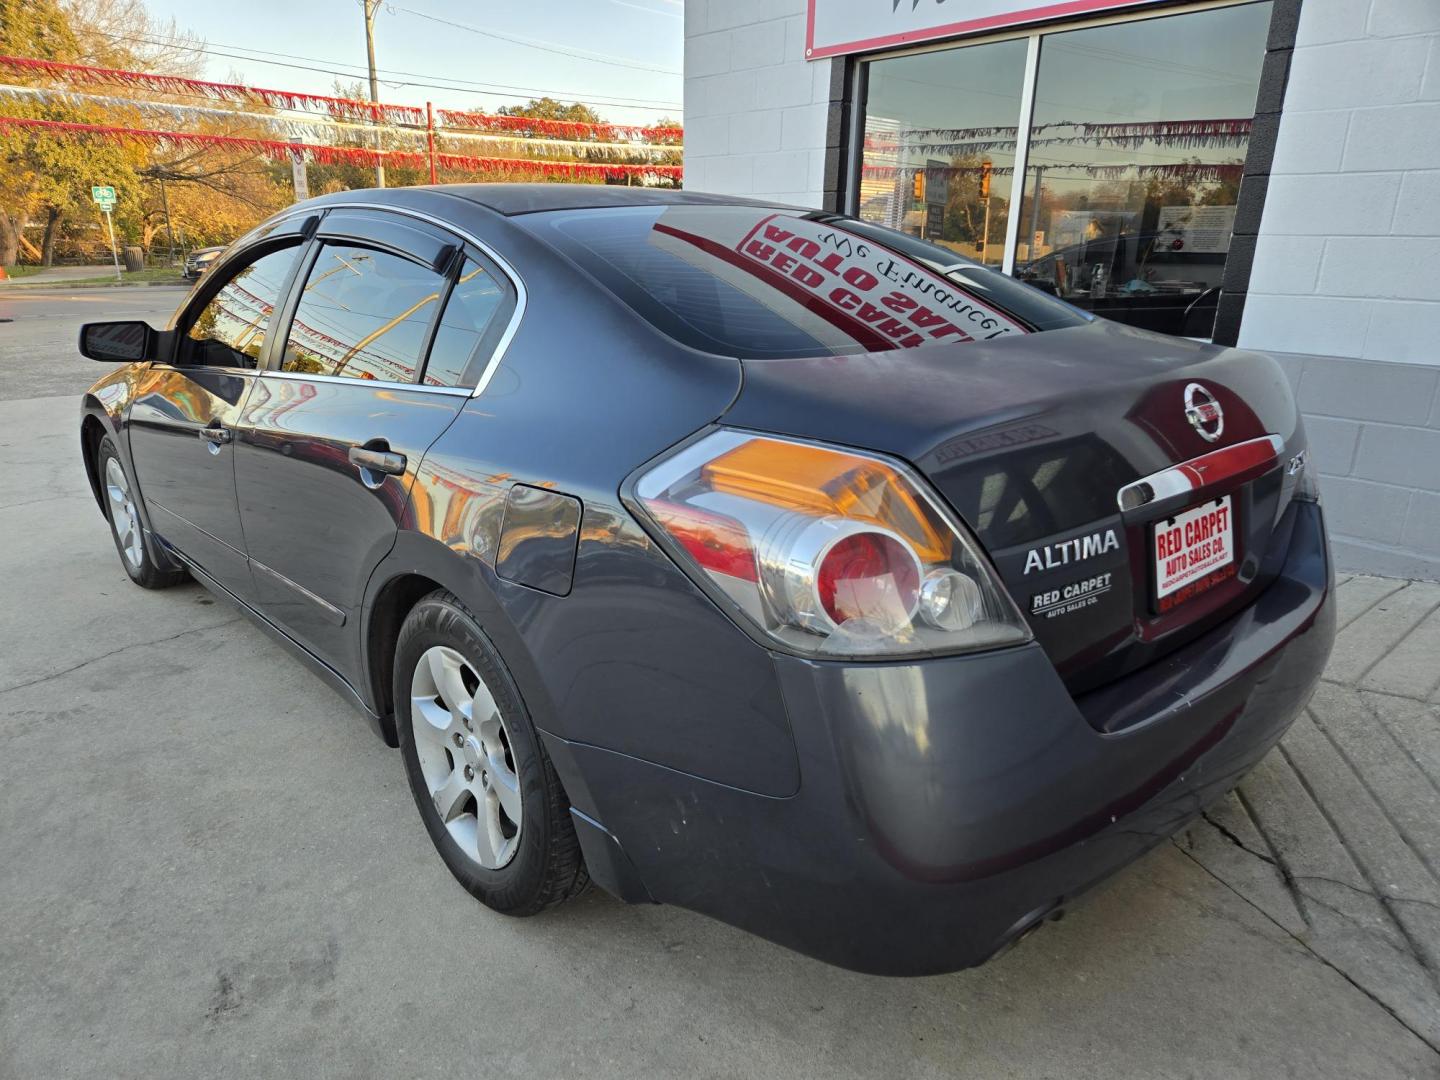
[91,185,116,208]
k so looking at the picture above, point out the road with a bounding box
[0,286,189,400]
[1,293,1438,1079]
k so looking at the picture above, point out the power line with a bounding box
[95,31,684,112]
[606,0,682,16]
[112,31,683,106]
[388,5,682,76]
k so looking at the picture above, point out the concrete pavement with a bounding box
[1,300,1437,1079]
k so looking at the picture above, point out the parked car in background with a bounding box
[182,246,225,280]
[74,185,1335,975]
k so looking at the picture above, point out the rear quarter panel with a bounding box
[369,202,801,797]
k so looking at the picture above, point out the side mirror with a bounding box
[79,321,155,362]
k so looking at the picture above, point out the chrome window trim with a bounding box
[258,201,527,399]
[254,368,471,396]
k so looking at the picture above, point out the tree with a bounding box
[497,97,604,126]
[0,0,83,264]
[60,0,206,76]
[137,132,290,254]
[0,0,79,60]
[0,96,147,265]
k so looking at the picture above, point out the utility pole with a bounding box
[159,177,175,266]
[363,0,385,188]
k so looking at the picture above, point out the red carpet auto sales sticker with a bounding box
[651,209,1028,353]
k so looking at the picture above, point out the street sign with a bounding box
[92,185,121,280]
[924,159,948,206]
[290,154,310,202]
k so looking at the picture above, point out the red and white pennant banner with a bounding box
[0,115,684,181]
[0,54,683,145]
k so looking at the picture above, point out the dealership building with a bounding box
[683,0,1440,579]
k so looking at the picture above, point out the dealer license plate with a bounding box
[1153,495,1235,608]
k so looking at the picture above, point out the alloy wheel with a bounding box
[409,645,523,870]
[104,456,144,570]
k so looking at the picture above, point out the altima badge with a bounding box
[1184,382,1224,442]
[1023,528,1119,575]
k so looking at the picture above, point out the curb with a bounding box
[0,280,189,290]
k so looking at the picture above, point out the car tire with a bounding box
[395,590,589,915]
[97,435,188,589]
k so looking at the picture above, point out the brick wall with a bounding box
[683,0,838,206]
[1240,0,1440,579]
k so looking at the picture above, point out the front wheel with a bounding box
[97,435,187,589]
[394,590,588,915]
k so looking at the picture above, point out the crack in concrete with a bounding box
[0,492,90,511]
[1196,798,1440,951]
[1235,787,1314,928]
[1319,674,1440,709]
[1172,841,1440,1059]
[0,617,243,696]
[1199,811,1277,865]
[1291,874,1440,916]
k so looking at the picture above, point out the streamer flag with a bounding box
[0,54,684,144]
[0,115,683,181]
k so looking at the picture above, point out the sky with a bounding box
[138,0,684,125]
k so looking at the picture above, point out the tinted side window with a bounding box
[281,244,446,382]
[423,258,508,388]
[182,245,299,369]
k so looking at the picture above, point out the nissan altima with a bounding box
[76,185,1335,975]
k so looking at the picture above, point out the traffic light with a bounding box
[979,160,992,200]
[912,170,926,203]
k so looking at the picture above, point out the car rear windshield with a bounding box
[520,204,1089,360]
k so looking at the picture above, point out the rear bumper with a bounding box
[548,499,1334,975]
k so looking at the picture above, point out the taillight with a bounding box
[629,429,1031,658]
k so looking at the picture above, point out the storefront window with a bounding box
[858,38,1029,268]
[855,1,1273,338]
[1014,3,1271,337]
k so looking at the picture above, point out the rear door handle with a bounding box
[197,424,232,446]
[348,445,407,477]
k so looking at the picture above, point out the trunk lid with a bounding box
[722,319,1305,692]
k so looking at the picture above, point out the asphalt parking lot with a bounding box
[2,288,1439,1079]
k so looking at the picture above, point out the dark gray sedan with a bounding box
[76,185,1335,974]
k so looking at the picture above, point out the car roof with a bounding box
[323,183,806,218]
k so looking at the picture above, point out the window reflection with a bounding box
[1013,2,1272,336]
[281,244,445,382]
[183,246,298,369]
[860,38,1029,268]
[423,259,506,388]
[857,2,1273,338]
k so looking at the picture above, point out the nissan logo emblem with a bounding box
[1184,382,1224,442]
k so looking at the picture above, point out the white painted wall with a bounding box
[683,0,834,205]
[1239,0,1440,578]
[1239,0,1440,365]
